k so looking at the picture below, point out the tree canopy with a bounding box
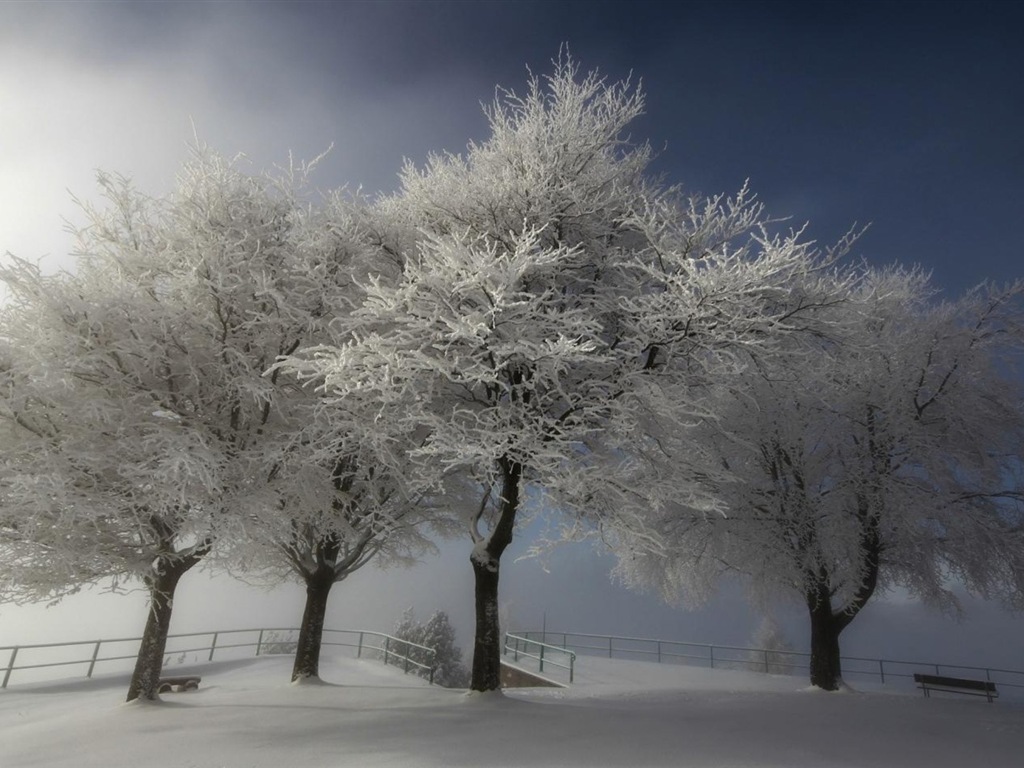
[611,268,1024,688]
[2,55,1021,700]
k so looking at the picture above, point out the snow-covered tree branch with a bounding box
[277,55,858,692]
[611,269,1024,690]
[0,148,364,701]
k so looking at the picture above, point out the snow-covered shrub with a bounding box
[258,630,299,656]
[388,608,469,688]
[748,616,798,675]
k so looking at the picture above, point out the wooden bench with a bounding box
[157,675,201,693]
[913,673,997,703]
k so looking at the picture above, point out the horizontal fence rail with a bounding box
[503,632,577,683]
[513,630,1024,696]
[1,627,436,689]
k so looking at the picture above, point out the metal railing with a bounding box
[503,632,577,683]
[513,630,1024,695]
[1,627,436,689]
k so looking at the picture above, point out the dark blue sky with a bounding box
[313,0,1023,292]
[4,0,1021,292]
[246,0,1021,291]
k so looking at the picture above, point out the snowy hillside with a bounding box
[2,652,1021,767]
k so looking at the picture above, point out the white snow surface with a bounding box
[2,653,1021,767]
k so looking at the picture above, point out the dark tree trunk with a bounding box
[469,457,521,692]
[126,559,192,702]
[804,491,882,691]
[806,570,878,691]
[470,551,503,691]
[291,569,335,682]
[807,593,843,691]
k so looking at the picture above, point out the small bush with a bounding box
[258,630,299,656]
[389,608,469,688]
[748,616,798,675]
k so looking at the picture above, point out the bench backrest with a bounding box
[913,673,996,692]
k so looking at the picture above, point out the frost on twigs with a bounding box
[0,145,369,699]
[389,608,469,688]
[271,54,866,693]
[611,269,1024,690]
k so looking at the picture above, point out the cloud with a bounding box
[0,10,313,268]
[0,3,491,273]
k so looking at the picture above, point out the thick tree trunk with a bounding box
[807,596,843,691]
[468,456,521,692]
[126,562,189,702]
[470,553,502,691]
[291,570,335,682]
[802,493,882,692]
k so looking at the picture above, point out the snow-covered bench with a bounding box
[913,673,997,703]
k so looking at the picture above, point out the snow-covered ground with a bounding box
[2,652,1021,767]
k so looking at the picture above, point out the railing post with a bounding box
[563,633,567,649]
[404,643,410,674]
[709,646,715,669]
[608,636,613,659]
[384,636,390,666]
[503,632,508,656]
[935,664,941,676]
[87,640,102,678]
[879,659,885,684]
[256,629,265,656]
[357,632,364,658]
[764,649,769,673]
[569,653,574,684]
[208,632,219,662]
[657,641,661,664]
[2,647,18,689]
[540,642,545,673]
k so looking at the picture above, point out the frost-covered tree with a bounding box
[280,55,854,692]
[0,149,343,701]
[614,269,1024,690]
[281,58,654,691]
[389,608,468,688]
[265,434,442,683]
[748,615,797,675]
[221,192,448,684]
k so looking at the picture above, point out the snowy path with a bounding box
[2,653,1021,767]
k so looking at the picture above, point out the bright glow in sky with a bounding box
[1,1,1022,667]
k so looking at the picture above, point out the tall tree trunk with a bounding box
[470,549,503,691]
[291,568,335,682]
[805,572,882,691]
[469,457,521,692]
[807,592,843,691]
[804,497,882,691]
[126,560,191,702]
